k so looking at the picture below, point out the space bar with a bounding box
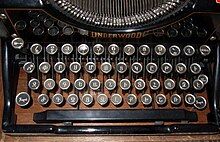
[33,109,198,123]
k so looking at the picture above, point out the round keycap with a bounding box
[200,45,211,56]
[176,63,187,74]
[101,62,112,74]
[146,63,158,74]
[61,44,73,55]
[54,62,66,73]
[141,94,152,105]
[131,62,143,74]
[33,26,44,36]
[124,44,135,56]
[28,78,40,90]
[59,78,71,90]
[63,26,74,35]
[198,74,209,85]
[156,94,167,105]
[116,62,127,74]
[155,45,166,56]
[170,94,182,105]
[89,79,101,91]
[97,94,109,106]
[169,45,181,56]
[134,79,146,90]
[149,79,161,90]
[139,45,150,56]
[78,44,89,55]
[30,19,40,27]
[183,45,195,56]
[52,94,64,105]
[46,44,58,55]
[164,79,175,90]
[161,63,172,74]
[120,79,131,90]
[81,94,94,106]
[111,94,123,106]
[67,94,79,106]
[38,94,49,106]
[85,62,96,73]
[127,94,137,106]
[11,38,24,49]
[16,92,31,107]
[69,62,81,73]
[48,26,59,36]
[93,44,104,55]
[193,79,204,90]
[105,79,116,91]
[15,20,27,30]
[190,63,201,74]
[108,44,120,55]
[44,78,56,91]
[30,43,42,55]
[194,96,207,110]
[44,18,54,27]
[74,79,86,90]
[185,94,196,105]
[179,79,190,90]
[39,62,51,74]
[23,62,35,74]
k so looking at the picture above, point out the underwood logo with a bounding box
[90,31,153,38]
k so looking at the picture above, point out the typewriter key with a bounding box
[89,79,101,91]
[156,94,167,105]
[11,37,24,49]
[190,63,201,74]
[176,63,187,74]
[59,78,71,90]
[108,44,120,55]
[101,62,112,74]
[193,79,204,90]
[194,96,207,110]
[39,62,51,74]
[120,79,131,90]
[61,44,73,55]
[67,94,79,106]
[30,43,42,55]
[23,62,35,74]
[127,94,137,106]
[111,94,123,106]
[198,74,209,85]
[139,45,150,56]
[69,62,81,74]
[44,78,56,91]
[134,79,146,90]
[131,62,143,74]
[74,79,86,90]
[185,94,196,105]
[38,94,49,106]
[164,79,176,90]
[52,94,64,105]
[146,63,158,74]
[16,92,31,107]
[149,79,160,90]
[78,44,89,55]
[171,94,182,105]
[200,45,211,56]
[124,44,135,56]
[85,62,96,74]
[54,62,66,73]
[44,18,54,28]
[116,62,127,74]
[46,44,58,55]
[93,44,104,55]
[30,19,40,28]
[169,45,181,56]
[161,63,173,74]
[28,78,40,90]
[179,79,190,90]
[141,94,152,105]
[105,79,116,91]
[81,94,94,106]
[15,20,27,30]
[63,26,74,35]
[48,26,59,36]
[33,26,44,36]
[155,45,166,56]
[97,94,109,106]
[183,45,195,56]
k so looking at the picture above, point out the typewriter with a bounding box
[1,0,220,134]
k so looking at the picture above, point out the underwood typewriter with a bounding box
[1,0,220,134]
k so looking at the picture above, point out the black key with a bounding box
[161,63,172,74]
[134,79,145,90]
[124,44,135,56]
[171,94,182,105]
[85,62,96,73]
[46,44,58,55]
[120,79,131,90]
[59,78,71,90]
[200,45,211,56]
[169,45,181,56]
[111,94,123,106]
[48,26,59,36]
[23,62,35,74]
[101,62,112,74]
[108,44,120,55]
[126,94,137,106]
[78,44,89,55]
[81,94,94,106]
[190,63,201,74]
[155,45,166,56]
[74,79,86,90]
[38,94,50,106]
[28,78,40,90]
[67,94,79,106]
[54,62,66,73]
[164,79,175,90]
[39,62,51,74]
[185,94,196,105]
[89,79,101,91]
[52,94,64,105]
[156,94,167,105]
[97,94,109,106]
[93,44,104,55]
[179,79,190,91]
[105,79,116,91]
[194,96,207,110]
[146,63,158,74]
[30,43,43,55]
[141,94,152,105]
[16,92,31,107]
[193,79,204,90]
[44,78,56,91]
[149,79,160,90]
[116,62,127,74]
[198,74,208,85]
[69,62,81,73]
[183,45,195,56]
[176,63,187,74]
[139,45,150,56]
[131,62,143,74]
[61,44,73,55]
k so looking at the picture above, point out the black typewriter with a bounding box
[1,0,220,134]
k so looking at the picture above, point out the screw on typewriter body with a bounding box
[93,44,104,56]
[105,79,116,91]
[164,79,176,90]
[194,96,207,110]
[156,94,167,106]
[38,94,50,106]
[39,62,51,74]
[28,78,40,90]
[108,44,120,55]
[131,62,143,74]
[30,43,43,55]
[69,62,81,73]
[74,79,86,90]
[179,79,190,91]
[190,63,201,74]
[169,45,181,57]
[149,79,161,91]
[0,13,7,20]
[193,79,204,91]
[141,94,152,106]
[23,62,35,74]
[183,45,195,56]
[170,94,182,105]
[67,94,79,106]
[146,63,158,74]
[124,44,135,56]
[176,63,187,74]
[200,45,211,56]
[85,62,96,74]
[198,74,209,85]
[11,37,24,49]
[16,92,31,107]
[59,78,71,90]
[44,78,56,91]
[120,79,131,91]
[185,94,196,105]
[54,62,66,73]
[116,62,127,74]
[155,45,166,56]
[89,79,101,91]
[61,44,73,55]
[97,94,109,106]
[139,45,150,56]
[126,94,138,106]
[134,79,146,91]
[161,63,173,74]
[81,94,94,106]
[78,44,89,55]
[111,94,123,106]
[46,44,58,55]
[101,62,112,74]
[52,94,64,105]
